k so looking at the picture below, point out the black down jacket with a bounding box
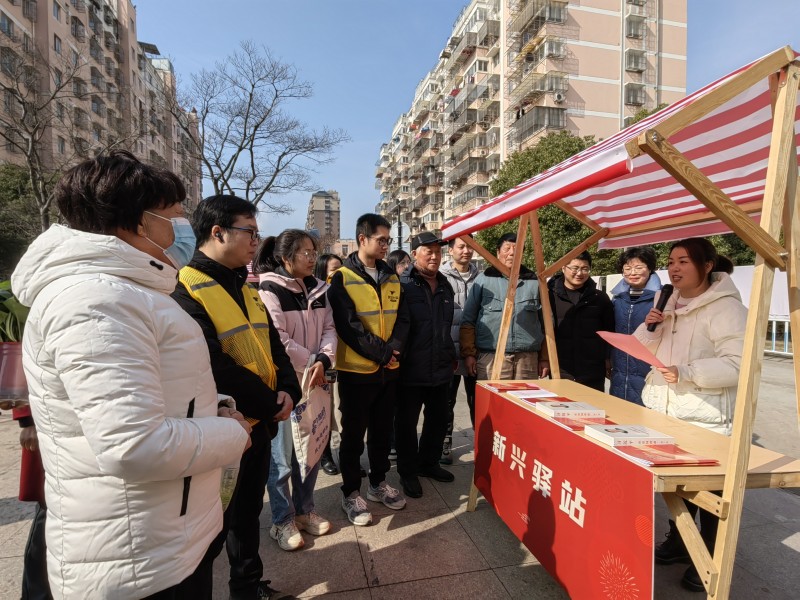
[399,265,458,387]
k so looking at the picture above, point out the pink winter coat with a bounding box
[258,270,337,374]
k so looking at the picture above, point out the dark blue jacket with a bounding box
[609,273,663,405]
[399,265,457,386]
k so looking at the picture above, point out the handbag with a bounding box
[290,356,332,482]
[19,447,45,505]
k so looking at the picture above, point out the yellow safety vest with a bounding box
[179,266,277,425]
[334,266,400,374]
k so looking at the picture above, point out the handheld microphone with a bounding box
[647,284,674,332]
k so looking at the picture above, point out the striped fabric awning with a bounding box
[441,47,800,249]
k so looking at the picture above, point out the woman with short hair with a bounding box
[609,246,662,405]
[11,150,251,598]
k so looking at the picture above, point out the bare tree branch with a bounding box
[0,27,144,231]
[164,40,350,214]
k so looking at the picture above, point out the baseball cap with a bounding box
[410,231,447,250]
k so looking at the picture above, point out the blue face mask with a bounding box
[143,211,196,270]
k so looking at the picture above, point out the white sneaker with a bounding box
[269,520,304,551]
[296,511,331,536]
[367,481,407,511]
[341,491,372,526]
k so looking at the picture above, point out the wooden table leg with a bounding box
[467,481,480,512]
[662,492,719,596]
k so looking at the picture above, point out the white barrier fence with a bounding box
[766,318,792,357]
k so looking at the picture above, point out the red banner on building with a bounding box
[474,385,655,599]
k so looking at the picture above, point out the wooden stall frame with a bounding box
[460,48,800,599]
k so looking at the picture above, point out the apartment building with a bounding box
[305,189,341,250]
[375,0,687,243]
[0,0,201,205]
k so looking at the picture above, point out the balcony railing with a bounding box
[450,184,489,209]
[446,158,487,187]
[510,0,567,34]
[508,70,568,107]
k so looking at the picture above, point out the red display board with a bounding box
[474,385,655,599]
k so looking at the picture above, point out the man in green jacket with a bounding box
[459,232,549,380]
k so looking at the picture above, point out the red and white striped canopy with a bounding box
[441,47,800,249]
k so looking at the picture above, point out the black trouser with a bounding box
[395,382,450,477]
[22,503,51,600]
[140,556,214,599]
[447,374,477,431]
[338,379,396,496]
[203,423,271,600]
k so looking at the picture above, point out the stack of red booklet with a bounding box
[486,381,719,466]
[614,445,720,467]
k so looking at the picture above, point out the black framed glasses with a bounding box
[370,236,393,247]
[226,226,261,242]
[565,266,591,274]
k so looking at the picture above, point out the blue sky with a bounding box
[134,0,800,237]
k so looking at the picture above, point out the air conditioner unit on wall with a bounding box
[553,92,566,104]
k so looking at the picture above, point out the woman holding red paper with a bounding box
[634,237,745,592]
[635,238,745,434]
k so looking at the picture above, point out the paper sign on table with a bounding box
[584,423,674,447]
[596,331,665,368]
[484,382,542,392]
[506,389,560,400]
[536,401,605,418]
[551,416,617,431]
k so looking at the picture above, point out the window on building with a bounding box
[73,136,88,157]
[341,245,349,255]
[92,126,101,142]
[71,49,79,66]
[624,82,646,106]
[57,135,66,153]
[5,127,20,153]
[3,90,15,115]
[53,2,61,21]
[625,49,646,72]
[53,34,61,55]
[56,102,64,120]
[0,47,18,76]
[626,15,645,39]
[53,68,62,87]
[0,12,14,39]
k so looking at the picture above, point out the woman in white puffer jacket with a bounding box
[11,151,251,599]
[634,237,745,592]
[635,240,746,435]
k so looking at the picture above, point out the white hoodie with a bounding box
[634,272,747,435]
[11,225,249,599]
